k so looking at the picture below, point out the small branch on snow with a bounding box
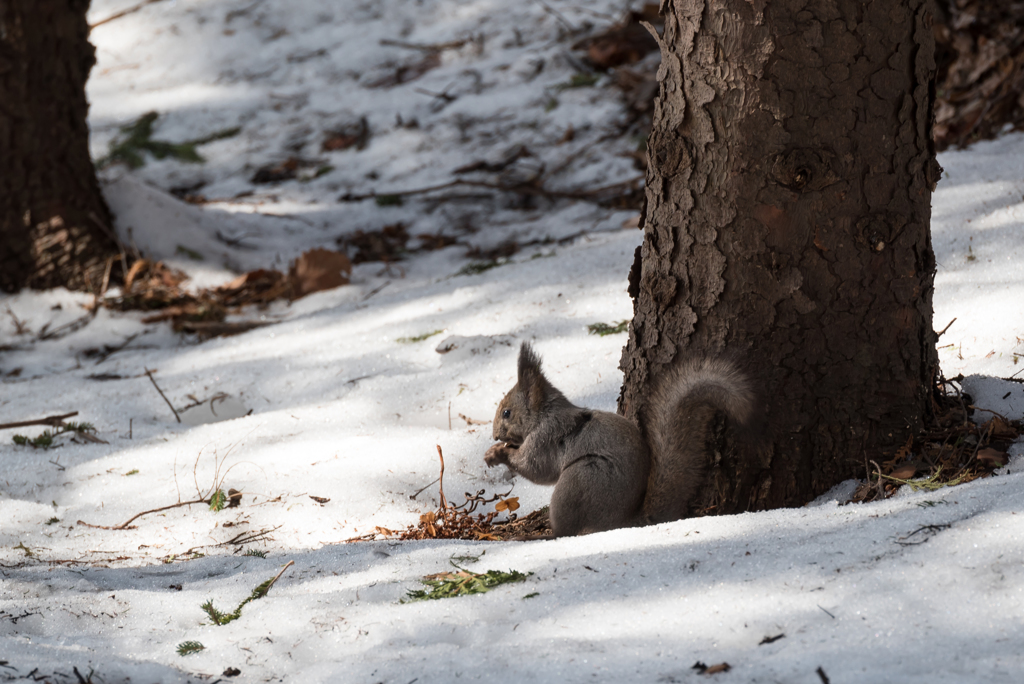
[92,332,142,365]
[0,412,79,431]
[339,176,643,205]
[144,368,181,423]
[4,305,28,335]
[533,0,578,33]
[170,525,283,559]
[77,497,211,531]
[38,312,95,341]
[89,0,167,29]
[380,38,470,52]
[409,477,441,500]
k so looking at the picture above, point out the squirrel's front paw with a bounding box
[484,443,511,467]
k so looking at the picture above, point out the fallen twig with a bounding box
[145,368,181,422]
[38,312,94,341]
[176,320,270,338]
[89,0,167,28]
[409,477,441,500]
[380,38,469,52]
[221,526,280,547]
[89,435,254,530]
[414,86,458,104]
[4,305,28,335]
[169,525,282,559]
[362,280,391,302]
[339,176,643,205]
[936,317,957,338]
[78,497,210,530]
[0,412,79,431]
[534,0,578,33]
[92,332,142,364]
[895,523,951,546]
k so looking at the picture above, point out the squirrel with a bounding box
[484,342,757,537]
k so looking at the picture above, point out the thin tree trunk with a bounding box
[620,0,941,514]
[0,0,121,293]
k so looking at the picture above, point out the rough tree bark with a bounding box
[0,0,121,293]
[620,0,941,514]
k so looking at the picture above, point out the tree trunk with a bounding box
[0,0,121,293]
[620,0,941,514]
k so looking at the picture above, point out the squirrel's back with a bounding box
[642,358,757,524]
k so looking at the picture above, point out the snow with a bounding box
[2,0,1023,681]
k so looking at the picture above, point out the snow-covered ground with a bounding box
[2,1,1023,681]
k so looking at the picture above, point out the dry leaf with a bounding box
[985,415,1019,441]
[322,117,369,152]
[251,157,301,184]
[216,269,290,306]
[123,258,149,291]
[889,463,918,480]
[289,248,352,298]
[495,497,520,513]
[976,447,1010,468]
[705,662,731,675]
[474,532,502,541]
[338,223,409,264]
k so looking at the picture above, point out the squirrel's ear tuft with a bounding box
[518,342,549,410]
[518,342,543,382]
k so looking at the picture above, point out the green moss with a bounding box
[396,329,445,344]
[404,568,531,602]
[587,320,629,336]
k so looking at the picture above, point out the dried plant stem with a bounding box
[437,444,448,509]
[268,560,295,587]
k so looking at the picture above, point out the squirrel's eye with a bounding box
[502,409,511,419]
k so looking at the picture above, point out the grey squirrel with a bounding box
[484,342,757,536]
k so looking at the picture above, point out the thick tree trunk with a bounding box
[0,0,121,293]
[620,0,940,514]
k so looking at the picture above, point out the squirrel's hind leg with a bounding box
[548,456,642,536]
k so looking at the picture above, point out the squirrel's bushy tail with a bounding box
[641,358,757,524]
